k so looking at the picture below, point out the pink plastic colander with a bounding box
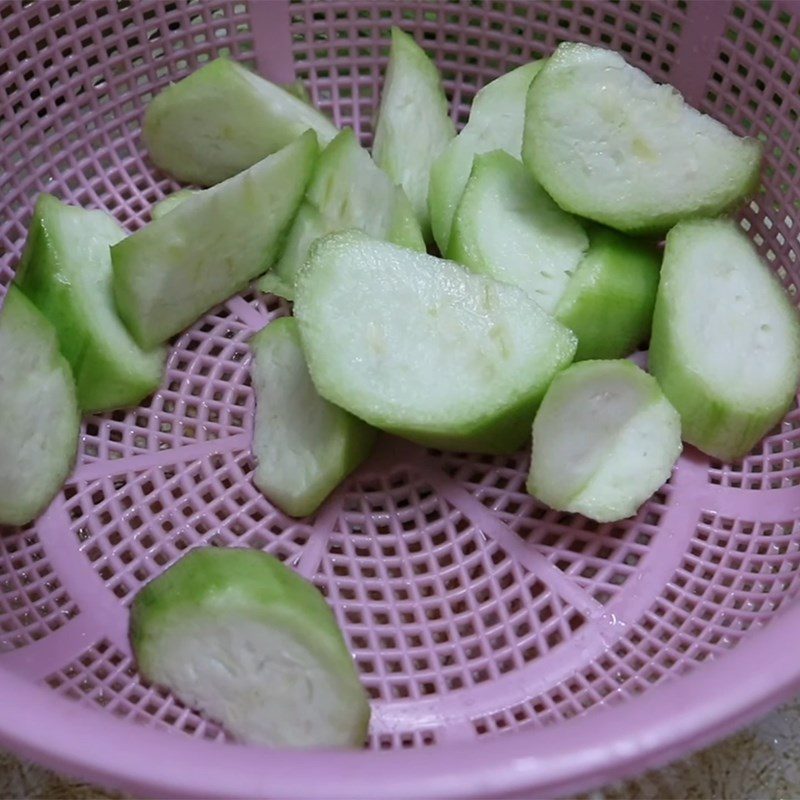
[2,1,800,797]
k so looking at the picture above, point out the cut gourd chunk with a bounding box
[251,317,376,517]
[429,60,543,253]
[447,150,588,314]
[0,287,79,526]
[151,189,199,220]
[260,128,424,300]
[258,202,328,300]
[373,28,455,242]
[555,226,661,361]
[113,132,318,349]
[523,43,762,235]
[144,58,336,185]
[649,219,800,461]
[306,130,423,252]
[131,547,370,748]
[16,194,165,412]
[294,231,577,454]
[528,360,681,523]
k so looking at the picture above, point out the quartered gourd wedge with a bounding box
[447,149,588,314]
[528,360,682,523]
[259,128,424,300]
[447,153,660,361]
[373,28,455,242]
[16,194,165,412]
[144,57,336,185]
[250,317,376,517]
[113,132,318,349]
[429,60,543,253]
[294,231,577,454]
[523,43,762,235]
[650,219,800,461]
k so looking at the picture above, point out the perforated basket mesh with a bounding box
[2,1,800,798]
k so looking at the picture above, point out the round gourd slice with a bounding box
[294,230,577,454]
[528,360,682,523]
[131,547,370,748]
[523,43,762,235]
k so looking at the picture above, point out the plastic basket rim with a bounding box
[4,597,800,800]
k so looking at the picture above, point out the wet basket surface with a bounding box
[2,1,800,798]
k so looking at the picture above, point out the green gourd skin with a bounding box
[151,189,199,220]
[555,226,662,362]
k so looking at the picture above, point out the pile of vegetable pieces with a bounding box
[2,33,799,748]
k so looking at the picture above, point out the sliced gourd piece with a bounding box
[523,43,762,235]
[294,231,577,454]
[429,60,544,253]
[251,317,376,517]
[373,28,455,242]
[144,58,336,185]
[131,547,370,748]
[528,360,681,523]
[649,219,800,461]
[151,189,199,220]
[307,129,424,252]
[113,131,318,349]
[260,128,424,300]
[15,194,165,412]
[555,226,661,361]
[0,287,79,526]
[447,150,588,314]
[258,202,327,300]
